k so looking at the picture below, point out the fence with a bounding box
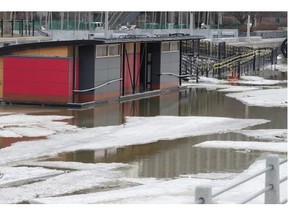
[181,40,277,80]
[194,154,287,204]
[0,19,35,37]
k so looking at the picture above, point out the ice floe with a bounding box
[226,88,287,107]
[194,141,287,153]
[0,114,76,138]
[0,162,129,204]
[27,157,287,204]
[238,129,287,141]
[0,116,270,165]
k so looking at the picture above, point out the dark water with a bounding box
[0,86,287,178]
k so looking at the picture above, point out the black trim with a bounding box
[0,35,205,56]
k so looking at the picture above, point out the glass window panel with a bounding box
[96,45,107,57]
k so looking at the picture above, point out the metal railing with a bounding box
[73,78,122,93]
[181,40,277,80]
[0,19,35,37]
[194,154,287,204]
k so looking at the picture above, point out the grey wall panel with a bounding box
[94,56,121,95]
[160,51,179,84]
[95,58,108,70]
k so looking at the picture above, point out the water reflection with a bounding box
[47,132,272,178]
[1,87,287,178]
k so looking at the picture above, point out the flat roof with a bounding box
[0,35,205,55]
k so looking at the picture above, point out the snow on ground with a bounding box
[0,116,269,165]
[27,158,287,204]
[182,75,285,91]
[194,141,287,153]
[226,88,287,107]
[237,129,287,141]
[0,114,76,138]
[218,86,261,92]
[0,162,129,204]
[237,76,283,85]
[0,166,63,187]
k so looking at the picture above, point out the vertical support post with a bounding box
[72,45,76,103]
[246,14,250,41]
[196,65,199,83]
[11,19,14,37]
[28,20,31,35]
[105,11,109,39]
[237,61,241,78]
[21,19,24,36]
[195,186,212,204]
[0,19,2,37]
[179,40,183,86]
[133,43,136,94]
[265,154,280,204]
[122,44,126,96]
[190,12,194,35]
[32,19,35,36]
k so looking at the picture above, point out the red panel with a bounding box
[3,57,73,102]
[4,81,36,94]
[122,53,140,95]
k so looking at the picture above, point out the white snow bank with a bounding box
[0,116,270,165]
[0,162,128,204]
[226,88,287,107]
[238,129,287,141]
[0,114,76,138]
[29,158,287,204]
[218,86,260,92]
[194,141,287,153]
[198,76,229,84]
[0,166,63,188]
[237,76,282,85]
[20,161,131,171]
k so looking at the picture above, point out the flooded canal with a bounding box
[1,86,286,178]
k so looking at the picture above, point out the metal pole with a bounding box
[195,186,212,204]
[190,12,194,35]
[105,11,109,39]
[265,154,280,204]
[11,19,14,37]
[32,19,34,36]
[247,14,250,41]
[122,44,126,96]
[133,43,136,94]
[179,40,183,86]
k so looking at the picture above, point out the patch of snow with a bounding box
[0,163,128,204]
[194,141,287,153]
[198,76,229,84]
[0,114,76,138]
[218,86,260,92]
[0,166,63,187]
[226,88,287,107]
[28,158,287,204]
[237,76,282,85]
[0,116,270,165]
[238,129,287,141]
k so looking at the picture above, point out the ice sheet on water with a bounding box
[194,140,287,153]
[238,129,287,141]
[226,88,287,107]
[28,158,287,204]
[0,162,129,204]
[0,116,270,165]
[0,114,77,138]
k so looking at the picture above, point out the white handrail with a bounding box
[73,78,122,93]
[194,155,287,204]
